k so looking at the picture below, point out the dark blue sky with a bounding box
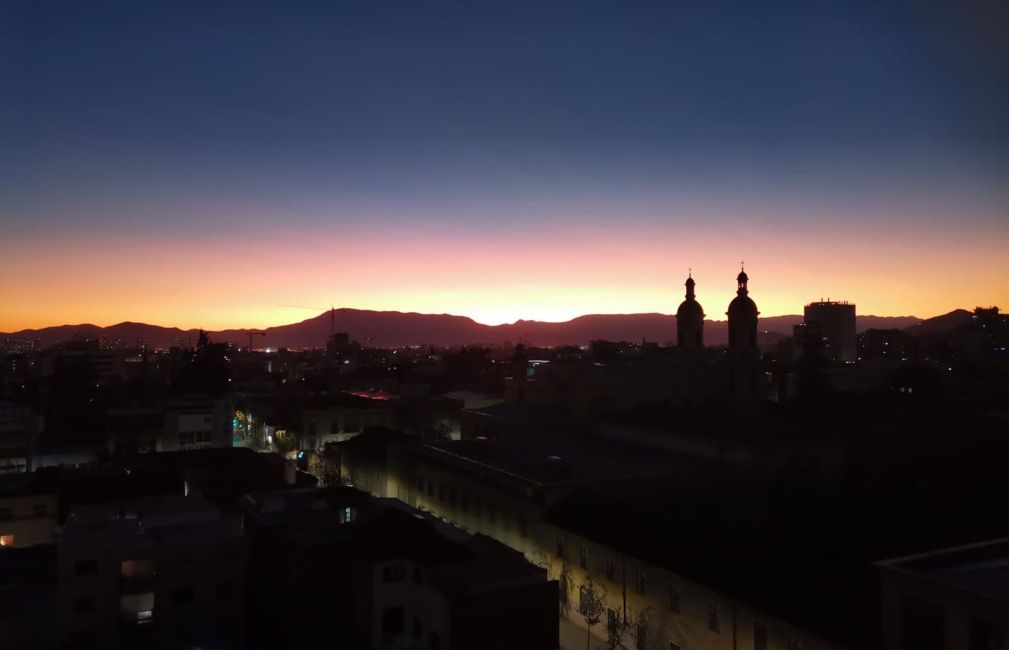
[2,1,1008,327]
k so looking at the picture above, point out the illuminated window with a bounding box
[121,559,155,578]
[0,534,13,547]
[120,592,154,622]
[340,506,354,523]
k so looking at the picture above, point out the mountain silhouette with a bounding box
[902,309,974,334]
[3,309,925,349]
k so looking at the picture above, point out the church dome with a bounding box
[677,299,704,318]
[727,294,758,320]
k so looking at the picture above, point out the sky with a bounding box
[2,0,1008,331]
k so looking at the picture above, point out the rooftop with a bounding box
[421,431,704,487]
[0,472,54,498]
[879,537,1009,606]
[437,389,504,403]
[61,494,242,550]
[244,486,545,596]
[304,390,396,410]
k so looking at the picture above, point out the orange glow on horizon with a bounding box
[2,221,1007,333]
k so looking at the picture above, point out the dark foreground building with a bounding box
[243,486,558,650]
[878,537,1009,650]
[57,495,247,650]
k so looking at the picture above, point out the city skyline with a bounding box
[0,252,1003,332]
[4,0,1008,330]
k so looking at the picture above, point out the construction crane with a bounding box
[245,330,266,351]
[277,304,344,337]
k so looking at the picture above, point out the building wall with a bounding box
[106,409,162,455]
[880,568,1009,650]
[57,529,246,649]
[341,444,846,650]
[303,406,394,450]
[365,558,451,649]
[451,578,559,650]
[0,404,39,474]
[0,492,58,548]
[543,524,844,650]
[161,399,234,452]
[410,455,550,562]
[804,302,856,364]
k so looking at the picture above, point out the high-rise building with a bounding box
[803,301,856,363]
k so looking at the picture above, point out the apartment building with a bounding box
[0,473,58,549]
[57,494,246,649]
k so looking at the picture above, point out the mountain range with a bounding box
[3,309,974,350]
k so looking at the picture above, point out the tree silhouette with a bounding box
[578,575,606,650]
[169,330,231,396]
[606,609,628,650]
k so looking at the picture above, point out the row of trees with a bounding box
[571,572,655,650]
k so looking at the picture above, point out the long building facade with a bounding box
[338,430,846,650]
